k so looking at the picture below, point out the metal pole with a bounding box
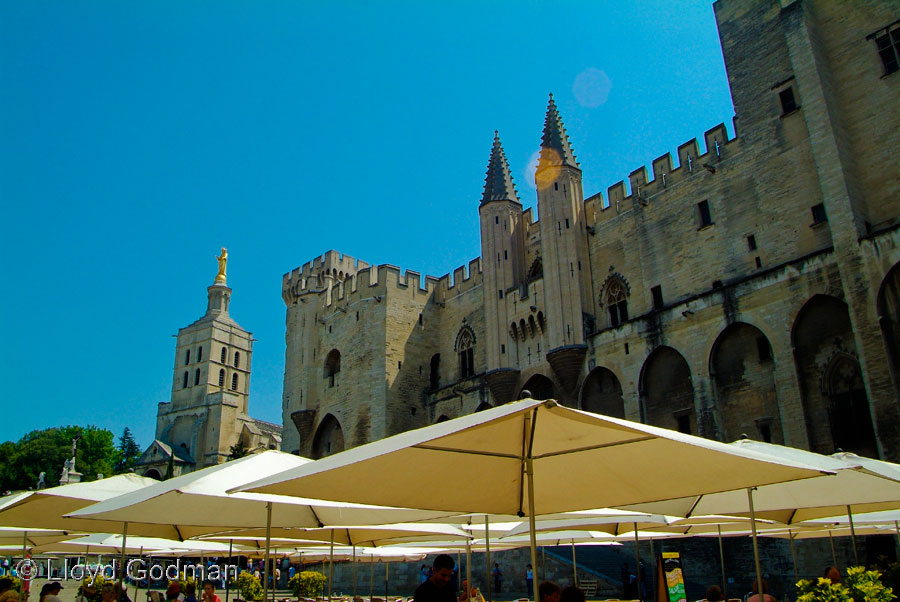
[384,561,388,602]
[133,546,144,602]
[541,547,545,583]
[119,521,129,592]
[485,516,492,602]
[353,545,357,601]
[633,524,641,602]
[329,530,335,602]
[788,532,798,582]
[466,540,472,602]
[895,522,900,560]
[370,555,374,602]
[264,502,273,602]
[847,506,860,566]
[717,526,726,597]
[571,540,578,587]
[828,531,837,567]
[525,410,539,602]
[747,488,764,602]
[225,539,233,602]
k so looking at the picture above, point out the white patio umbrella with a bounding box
[235,399,830,602]
[0,527,77,547]
[68,451,454,602]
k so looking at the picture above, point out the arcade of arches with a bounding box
[577,276,900,457]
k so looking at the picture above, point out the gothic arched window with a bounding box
[231,373,239,391]
[184,349,190,366]
[218,369,225,387]
[233,351,240,368]
[194,368,201,386]
[182,371,189,388]
[197,346,203,362]
[455,326,476,379]
[324,349,341,388]
[606,279,629,327]
[220,347,227,363]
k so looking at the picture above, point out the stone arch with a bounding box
[475,402,493,412]
[640,346,696,434]
[537,311,546,333]
[792,294,875,455]
[311,414,345,460]
[144,468,162,480]
[528,316,538,338]
[877,262,900,402]
[436,415,451,423]
[580,367,625,418]
[455,325,476,379]
[710,323,780,443]
[520,374,555,401]
[602,274,630,327]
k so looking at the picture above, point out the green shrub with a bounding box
[232,571,264,602]
[797,566,896,602]
[289,571,326,599]
[6,576,24,594]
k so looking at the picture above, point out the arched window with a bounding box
[233,351,240,368]
[184,349,190,365]
[220,347,227,363]
[324,349,341,388]
[606,279,629,326]
[197,346,203,362]
[509,322,519,342]
[218,369,225,387]
[455,326,475,379]
[537,311,546,333]
[182,371,189,388]
[194,368,201,386]
[231,373,239,391]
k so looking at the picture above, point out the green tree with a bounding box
[229,440,249,460]
[115,427,142,473]
[0,425,119,492]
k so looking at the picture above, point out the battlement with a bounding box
[282,255,483,307]
[592,122,735,223]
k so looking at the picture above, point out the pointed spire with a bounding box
[481,130,520,205]
[538,93,579,170]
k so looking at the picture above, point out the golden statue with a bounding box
[215,247,228,284]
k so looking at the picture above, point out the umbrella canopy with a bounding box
[68,451,455,538]
[199,523,471,547]
[0,474,158,533]
[236,399,828,515]
[621,439,900,523]
[29,533,235,555]
[502,510,670,538]
[290,546,431,563]
[0,527,80,547]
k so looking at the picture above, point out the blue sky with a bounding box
[0,1,735,450]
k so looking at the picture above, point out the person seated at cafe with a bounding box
[183,584,197,602]
[0,578,20,602]
[539,581,561,602]
[706,585,724,602]
[559,586,585,602]
[413,554,475,602]
[747,579,776,602]
[201,580,221,602]
[823,567,841,584]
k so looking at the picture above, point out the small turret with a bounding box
[537,94,579,175]
[482,131,520,205]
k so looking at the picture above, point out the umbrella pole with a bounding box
[571,540,577,587]
[370,554,374,602]
[264,501,273,602]
[895,522,900,560]
[788,531,798,583]
[384,561,388,602]
[329,529,335,602]
[226,539,233,602]
[119,521,129,592]
[466,540,472,602]
[485,516,492,602]
[525,448,539,602]
[133,546,144,602]
[541,547,545,583]
[747,488,764,602]
[633,524,641,602]
[847,506,860,566]
[828,531,837,567]
[717,525,726,596]
[353,544,357,601]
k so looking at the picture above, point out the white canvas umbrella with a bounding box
[235,399,829,602]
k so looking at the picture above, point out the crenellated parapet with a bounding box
[593,123,734,223]
[283,252,483,309]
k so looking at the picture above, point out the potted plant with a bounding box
[797,566,896,602]
[288,571,326,601]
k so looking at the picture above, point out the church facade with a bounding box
[137,254,282,479]
[280,0,900,462]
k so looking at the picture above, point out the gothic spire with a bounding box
[538,93,579,170]
[481,131,520,205]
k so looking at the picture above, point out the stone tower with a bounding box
[535,95,592,395]
[479,132,527,404]
[136,252,281,479]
